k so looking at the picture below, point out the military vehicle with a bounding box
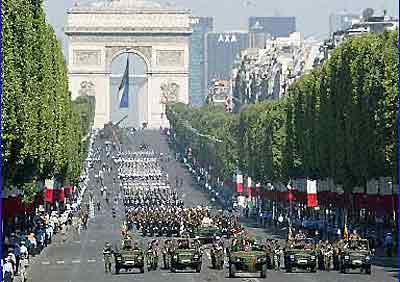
[340,239,372,274]
[194,226,223,244]
[114,240,145,274]
[284,238,317,273]
[227,240,267,278]
[170,239,202,273]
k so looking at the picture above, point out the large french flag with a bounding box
[118,57,129,108]
[236,173,243,193]
[247,176,252,197]
[307,179,318,207]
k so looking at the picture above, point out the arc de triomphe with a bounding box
[65,0,191,128]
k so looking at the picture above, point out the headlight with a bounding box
[344,255,349,260]
[311,255,316,260]
[193,255,199,259]
[236,258,241,262]
[257,257,266,262]
[290,255,295,260]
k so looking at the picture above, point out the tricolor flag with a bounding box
[45,179,54,203]
[256,182,261,195]
[306,179,318,207]
[287,182,295,202]
[343,224,349,241]
[236,173,243,193]
[118,57,130,108]
[247,176,252,197]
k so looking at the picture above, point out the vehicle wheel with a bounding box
[260,264,267,278]
[229,264,236,278]
[365,267,371,275]
[310,265,317,273]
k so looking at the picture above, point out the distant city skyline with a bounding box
[45,0,398,48]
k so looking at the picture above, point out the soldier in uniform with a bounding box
[323,241,333,271]
[102,242,113,273]
[349,230,361,241]
[162,240,172,269]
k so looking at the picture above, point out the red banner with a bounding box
[247,177,252,198]
[45,188,54,203]
[236,174,243,193]
[58,189,65,202]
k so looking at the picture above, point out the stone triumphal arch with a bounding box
[65,0,192,128]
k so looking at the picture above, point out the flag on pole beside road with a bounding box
[118,57,130,108]
[236,173,243,193]
[247,176,252,197]
[287,182,295,202]
[256,182,261,195]
[306,179,318,207]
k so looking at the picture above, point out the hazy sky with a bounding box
[45,0,398,50]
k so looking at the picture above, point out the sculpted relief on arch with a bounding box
[160,81,180,104]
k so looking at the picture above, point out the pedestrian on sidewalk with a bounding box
[19,253,29,282]
[3,257,14,282]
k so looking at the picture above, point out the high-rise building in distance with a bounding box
[206,31,249,88]
[189,16,214,107]
[329,11,360,34]
[248,17,296,38]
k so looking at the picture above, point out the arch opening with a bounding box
[110,52,149,129]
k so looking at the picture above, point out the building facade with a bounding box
[248,17,296,38]
[329,11,360,34]
[206,31,249,88]
[189,17,214,107]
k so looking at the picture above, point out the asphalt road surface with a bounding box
[27,130,398,282]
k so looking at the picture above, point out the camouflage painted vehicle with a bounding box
[170,239,202,273]
[227,242,267,278]
[194,226,222,244]
[340,239,372,274]
[284,238,317,273]
[114,240,145,274]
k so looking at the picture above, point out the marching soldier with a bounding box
[102,242,113,273]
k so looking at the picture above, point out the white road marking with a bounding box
[89,239,96,243]
[72,260,81,264]
[41,261,50,265]
[56,260,65,264]
[88,259,96,263]
[73,240,81,244]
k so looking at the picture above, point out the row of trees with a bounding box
[167,31,398,193]
[2,0,90,201]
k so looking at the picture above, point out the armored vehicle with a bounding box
[114,240,145,274]
[340,239,372,274]
[284,238,317,273]
[227,239,267,278]
[170,239,202,273]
